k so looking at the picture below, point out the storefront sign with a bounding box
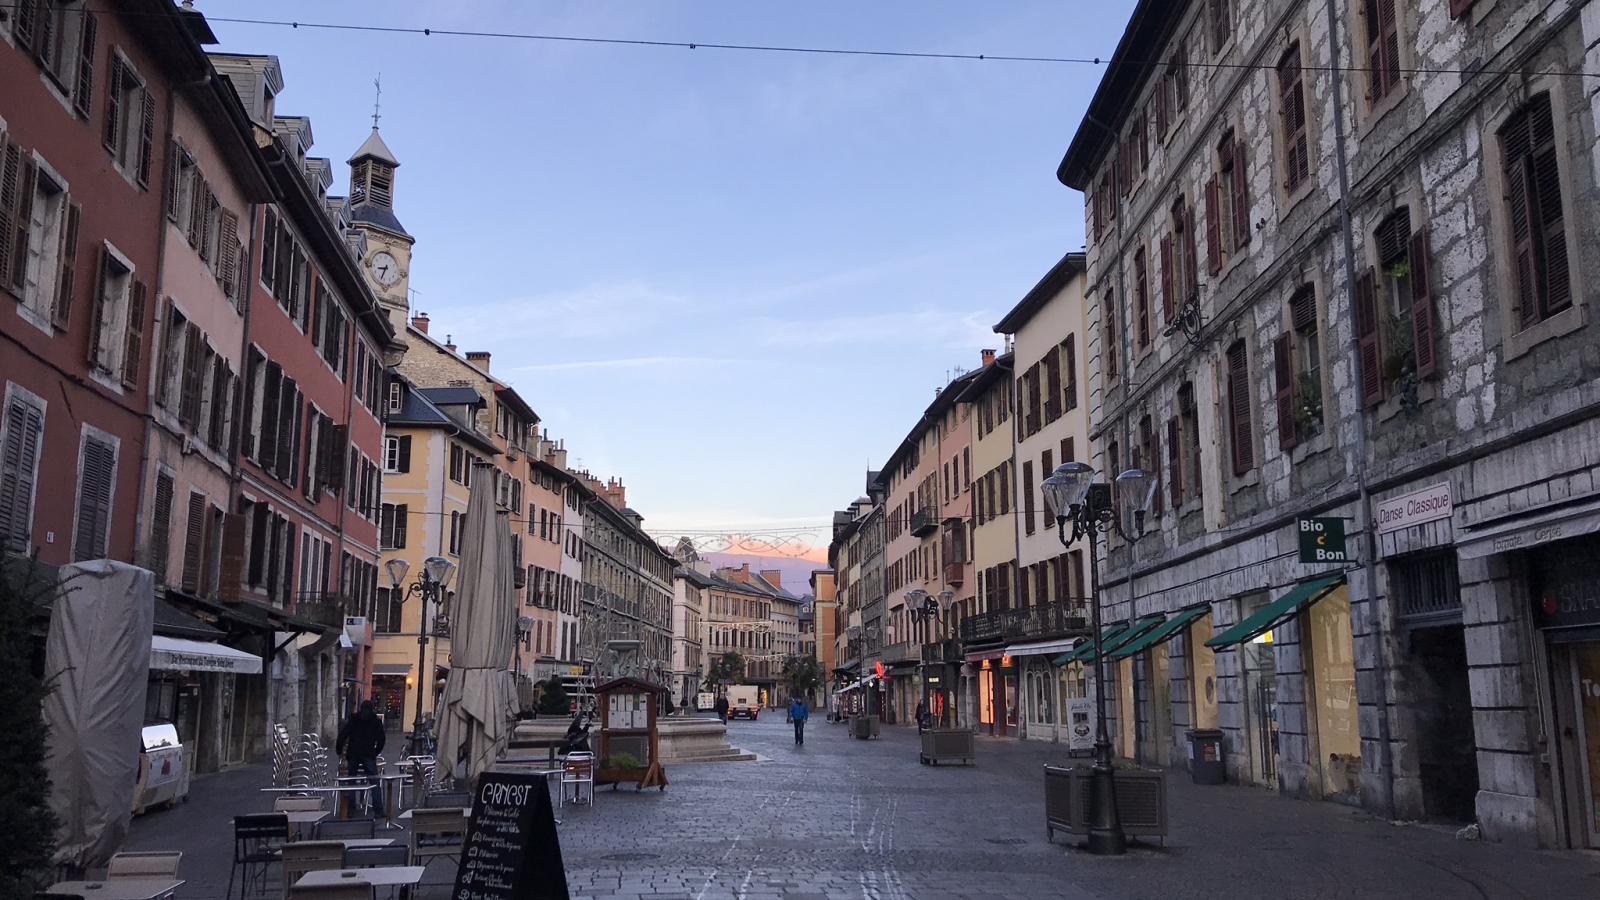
[453,771,569,900]
[145,746,183,788]
[1297,517,1348,563]
[1374,482,1453,534]
[1531,539,1600,630]
[1065,697,1093,752]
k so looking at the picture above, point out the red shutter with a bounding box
[137,91,157,186]
[1159,232,1175,324]
[1408,227,1436,379]
[74,12,98,119]
[6,154,37,294]
[1167,418,1182,508]
[87,248,110,365]
[1205,176,1221,274]
[53,200,80,329]
[1231,139,1251,248]
[0,140,20,287]
[122,279,147,388]
[1274,333,1298,450]
[1356,267,1384,407]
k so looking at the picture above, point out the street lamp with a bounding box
[388,555,457,757]
[1040,462,1155,856]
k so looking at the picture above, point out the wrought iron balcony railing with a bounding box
[921,639,963,664]
[909,508,937,537]
[958,598,1089,645]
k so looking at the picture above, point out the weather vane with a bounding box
[372,74,382,128]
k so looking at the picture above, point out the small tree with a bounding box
[538,678,571,716]
[783,655,824,702]
[0,560,57,896]
[702,651,746,692]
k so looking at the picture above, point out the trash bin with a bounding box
[1186,728,1225,784]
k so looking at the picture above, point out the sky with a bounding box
[206,1,1132,550]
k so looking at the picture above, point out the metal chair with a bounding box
[273,796,326,813]
[422,790,470,808]
[227,813,289,900]
[287,884,374,900]
[343,845,408,868]
[315,818,375,840]
[407,807,465,875]
[279,841,346,900]
[107,850,183,879]
[561,752,595,808]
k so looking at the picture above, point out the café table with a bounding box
[395,807,467,820]
[295,866,426,888]
[334,837,397,849]
[46,879,183,900]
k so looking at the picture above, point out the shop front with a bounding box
[1004,636,1086,742]
[1527,535,1600,849]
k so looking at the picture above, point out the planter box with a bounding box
[850,715,880,740]
[1044,765,1168,845]
[919,729,974,766]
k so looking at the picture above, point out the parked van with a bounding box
[696,692,716,711]
[727,686,761,720]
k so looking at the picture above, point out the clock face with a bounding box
[371,251,400,286]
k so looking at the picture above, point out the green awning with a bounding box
[1109,605,1210,659]
[1053,615,1164,665]
[1052,622,1130,665]
[1204,574,1347,648]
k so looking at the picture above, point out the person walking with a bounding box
[788,697,809,745]
[714,694,730,725]
[335,699,386,817]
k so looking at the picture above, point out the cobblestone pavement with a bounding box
[126,715,1600,899]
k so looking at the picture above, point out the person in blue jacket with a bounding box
[787,697,809,745]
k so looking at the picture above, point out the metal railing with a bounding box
[959,598,1089,644]
[909,508,937,537]
[921,639,962,664]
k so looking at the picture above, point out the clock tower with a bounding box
[346,126,414,342]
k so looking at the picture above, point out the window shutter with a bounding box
[1043,346,1061,422]
[0,395,45,552]
[1205,176,1221,274]
[121,279,146,388]
[181,491,206,592]
[137,91,157,186]
[87,247,111,365]
[1166,418,1182,508]
[1408,227,1436,379]
[218,512,246,603]
[1159,232,1174,323]
[179,323,202,428]
[186,175,204,248]
[54,199,80,330]
[395,503,408,549]
[13,0,37,51]
[218,210,239,298]
[1378,0,1400,100]
[7,155,36,294]
[1291,287,1317,331]
[103,53,123,153]
[1273,333,1298,450]
[164,139,181,220]
[260,208,277,294]
[1026,364,1041,435]
[380,504,395,548]
[327,424,348,491]
[149,471,173,584]
[259,363,280,470]
[73,11,98,118]
[1064,336,1077,410]
[397,434,412,473]
[1231,139,1250,248]
[1529,96,1568,318]
[1227,343,1254,473]
[1355,267,1384,407]
[73,436,115,562]
[0,140,20,288]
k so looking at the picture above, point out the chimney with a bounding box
[760,570,782,591]
[444,334,457,353]
[981,348,996,366]
[467,351,490,373]
[412,312,430,334]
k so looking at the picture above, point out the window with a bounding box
[1022,460,1036,536]
[1225,341,1254,474]
[388,380,403,413]
[103,51,156,186]
[2,149,82,331]
[72,429,117,561]
[380,502,407,550]
[1207,0,1231,55]
[375,587,403,634]
[449,442,465,483]
[1133,247,1150,350]
[1277,43,1311,194]
[0,388,46,553]
[14,3,98,118]
[1362,0,1401,107]
[1499,93,1570,333]
[1274,286,1323,450]
[1207,130,1250,273]
[1356,208,1435,407]
[1155,44,1188,138]
[448,509,462,556]
[86,245,146,389]
[383,435,410,473]
[1162,196,1198,325]
[1178,383,1202,505]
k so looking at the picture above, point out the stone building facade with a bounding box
[1059,0,1600,848]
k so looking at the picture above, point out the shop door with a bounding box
[1242,637,1279,788]
[1409,626,1478,820]
[979,668,995,733]
[1570,642,1600,847]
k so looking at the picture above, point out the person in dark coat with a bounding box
[714,694,730,724]
[788,698,809,745]
[335,699,386,816]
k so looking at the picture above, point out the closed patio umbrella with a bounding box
[434,463,519,784]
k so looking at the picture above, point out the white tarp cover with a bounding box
[43,561,154,871]
[149,635,263,674]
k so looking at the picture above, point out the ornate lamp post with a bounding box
[386,555,458,757]
[1039,462,1156,856]
[907,589,958,727]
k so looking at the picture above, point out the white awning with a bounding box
[150,636,263,674]
[373,663,414,676]
[1004,637,1084,657]
[832,673,881,695]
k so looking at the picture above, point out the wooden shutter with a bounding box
[53,199,80,329]
[217,209,239,297]
[218,512,246,603]
[1063,336,1077,410]
[1043,346,1061,422]
[259,363,281,470]
[185,175,204,248]
[7,154,36,294]
[13,0,37,51]
[398,434,412,473]
[1529,95,1568,318]
[73,436,115,561]
[1274,333,1298,450]
[1231,139,1251,248]
[1408,227,1436,379]
[71,10,99,118]
[1159,232,1175,323]
[1026,364,1042,435]
[0,140,21,288]
[163,139,181,219]
[149,471,173,584]
[326,424,348,491]
[181,491,206,592]
[86,247,111,365]
[0,395,45,551]
[260,208,277,294]
[1355,267,1383,407]
[179,323,202,427]
[394,503,408,549]
[1378,0,1400,100]
[1227,343,1254,473]
[137,91,156,186]
[121,279,146,388]
[1166,418,1182,508]
[1205,176,1221,274]
[103,52,123,153]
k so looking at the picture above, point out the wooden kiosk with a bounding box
[594,677,669,791]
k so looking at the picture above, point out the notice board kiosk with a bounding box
[594,677,668,791]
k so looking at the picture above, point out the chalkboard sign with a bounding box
[452,771,569,900]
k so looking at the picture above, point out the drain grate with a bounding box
[985,838,1026,845]
[602,852,663,861]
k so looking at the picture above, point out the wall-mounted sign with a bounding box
[1298,518,1348,563]
[1374,482,1452,534]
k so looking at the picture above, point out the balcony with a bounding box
[909,508,937,537]
[921,639,962,665]
[879,641,918,664]
[959,598,1089,646]
[943,562,964,585]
